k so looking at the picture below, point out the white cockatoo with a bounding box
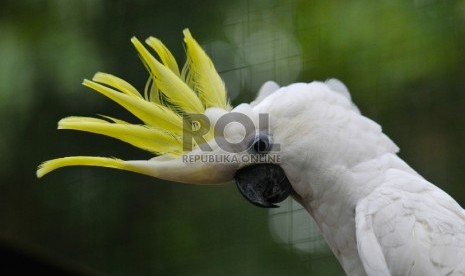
[37,29,465,275]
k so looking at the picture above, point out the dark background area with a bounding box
[0,0,464,275]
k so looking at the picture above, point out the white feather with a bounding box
[250,81,280,107]
[253,80,465,275]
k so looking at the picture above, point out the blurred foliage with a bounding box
[0,0,463,275]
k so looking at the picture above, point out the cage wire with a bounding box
[37,0,333,273]
[2,0,463,275]
[206,0,333,270]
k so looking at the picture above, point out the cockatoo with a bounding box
[37,29,465,275]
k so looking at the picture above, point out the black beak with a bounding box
[234,164,293,208]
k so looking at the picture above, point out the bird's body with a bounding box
[256,81,465,275]
[38,30,465,275]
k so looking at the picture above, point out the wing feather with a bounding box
[356,170,465,275]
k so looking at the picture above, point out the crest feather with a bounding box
[59,116,182,155]
[131,37,205,114]
[182,29,230,110]
[144,37,181,103]
[93,73,143,98]
[145,37,181,76]
[37,157,150,178]
[83,78,183,134]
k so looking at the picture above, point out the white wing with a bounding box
[356,169,465,275]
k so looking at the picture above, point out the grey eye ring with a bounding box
[248,133,272,154]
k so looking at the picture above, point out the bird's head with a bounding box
[37,29,398,208]
[37,29,292,207]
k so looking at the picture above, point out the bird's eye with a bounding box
[249,133,272,154]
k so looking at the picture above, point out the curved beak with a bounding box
[234,164,293,208]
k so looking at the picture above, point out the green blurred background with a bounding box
[0,0,464,275]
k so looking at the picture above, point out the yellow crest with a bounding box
[37,29,231,178]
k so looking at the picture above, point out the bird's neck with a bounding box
[291,153,418,275]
